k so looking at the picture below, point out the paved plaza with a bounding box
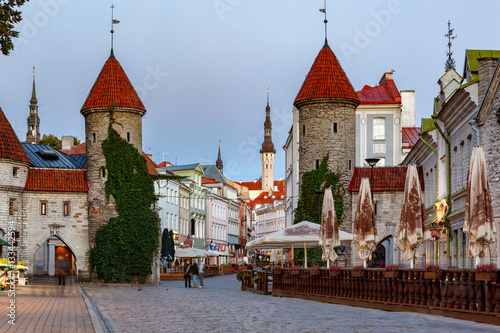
[1,274,500,332]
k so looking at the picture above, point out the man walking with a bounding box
[198,259,204,288]
[183,260,193,288]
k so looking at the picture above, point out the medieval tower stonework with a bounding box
[81,51,146,245]
[261,93,275,192]
[294,42,359,258]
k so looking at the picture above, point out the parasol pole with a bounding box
[281,247,284,266]
[304,242,307,268]
[363,259,367,268]
[475,256,480,268]
[291,245,294,268]
[410,258,414,269]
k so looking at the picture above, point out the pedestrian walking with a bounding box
[198,259,204,288]
[55,255,70,286]
[183,260,193,288]
[192,262,199,288]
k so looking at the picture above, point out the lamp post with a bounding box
[365,158,380,202]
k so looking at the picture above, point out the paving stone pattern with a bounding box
[84,275,500,333]
[0,276,95,332]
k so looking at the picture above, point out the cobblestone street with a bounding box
[83,275,500,333]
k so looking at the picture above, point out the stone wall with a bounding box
[84,109,143,245]
[21,191,89,279]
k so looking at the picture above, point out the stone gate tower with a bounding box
[81,50,146,244]
[261,92,275,192]
[294,41,359,235]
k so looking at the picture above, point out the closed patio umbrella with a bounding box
[160,228,170,262]
[463,146,496,265]
[167,229,175,262]
[320,187,339,267]
[397,165,431,268]
[353,178,377,267]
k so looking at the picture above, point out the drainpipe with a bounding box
[431,115,452,266]
[468,119,481,146]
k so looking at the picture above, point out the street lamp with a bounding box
[365,158,380,202]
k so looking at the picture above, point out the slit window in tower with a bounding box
[316,159,320,169]
[93,133,96,142]
[9,200,14,215]
[333,123,338,134]
[102,169,106,178]
[13,167,18,177]
[303,125,306,136]
[40,202,47,215]
[63,202,70,216]
[127,132,130,142]
[349,160,351,170]
[374,203,378,215]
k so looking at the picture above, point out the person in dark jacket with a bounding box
[55,255,71,286]
[183,260,193,288]
[192,262,199,287]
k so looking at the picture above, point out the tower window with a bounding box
[333,123,338,134]
[316,159,320,169]
[93,133,96,142]
[349,160,351,170]
[13,167,18,177]
[41,202,47,215]
[303,125,306,136]
[127,132,130,142]
[102,169,106,177]
[9,200,14,215]
[63,202,70,216]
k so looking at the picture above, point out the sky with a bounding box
[1,0,500,182]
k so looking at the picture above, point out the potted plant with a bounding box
[272,265,283,275]
[236,271,250,282]
[329,265,342,277]
[310,266,321,276]
[290,266,300,276]
[475,264,498,282]
[384,265,400,278]
[252,274,263,284]
[351,265,366,277]
[424,265,443,280]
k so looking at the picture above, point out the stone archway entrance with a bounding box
[368,235,395,268]
[32,236,75,276]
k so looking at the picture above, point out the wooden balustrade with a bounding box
[268,268,500,321]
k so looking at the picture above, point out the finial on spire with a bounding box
[319,0,328,44]
[444,20,457,71]
[31,66,37,103]
[110,4,120,55]
[267,86,270,106]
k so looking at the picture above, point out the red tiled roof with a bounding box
[295,44,359,105]
[81,53,146,112]
[0,108,31,164]
[142,152,159,175]
[248,190,286,210]
[25,169,88,192]
[238,180,285,191]
[402,127,421,149]
[60,142,86,155]
[347,166,424,192]
[202,177,218,185]
[356,77,401,104]
[157,161,173,168]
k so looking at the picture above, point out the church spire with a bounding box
[216,141,223,174]
[26,67,40,144]
[260,87,275,154]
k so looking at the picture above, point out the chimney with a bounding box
[379,72,393,85]
[61,136,74,151]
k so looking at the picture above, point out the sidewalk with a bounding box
[0,276,96,332]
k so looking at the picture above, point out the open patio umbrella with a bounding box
[463,146,496,265]
[397,165,431,268]
[353,178,377,267]
[175,248,208,258]
[320,187,339,267]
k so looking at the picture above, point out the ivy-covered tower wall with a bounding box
[81,52,147,245]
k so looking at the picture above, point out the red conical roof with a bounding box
[81,53,146,112]
[294,43,359,106]
[0,108,31,164]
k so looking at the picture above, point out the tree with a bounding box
[0,0,29,55]
[293,153,345,266]
[38,134,61,149]
[37,134,80,150]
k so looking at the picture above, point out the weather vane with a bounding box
[319,0,328,43]
[110,4,120,52]
[444,20,456,71]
